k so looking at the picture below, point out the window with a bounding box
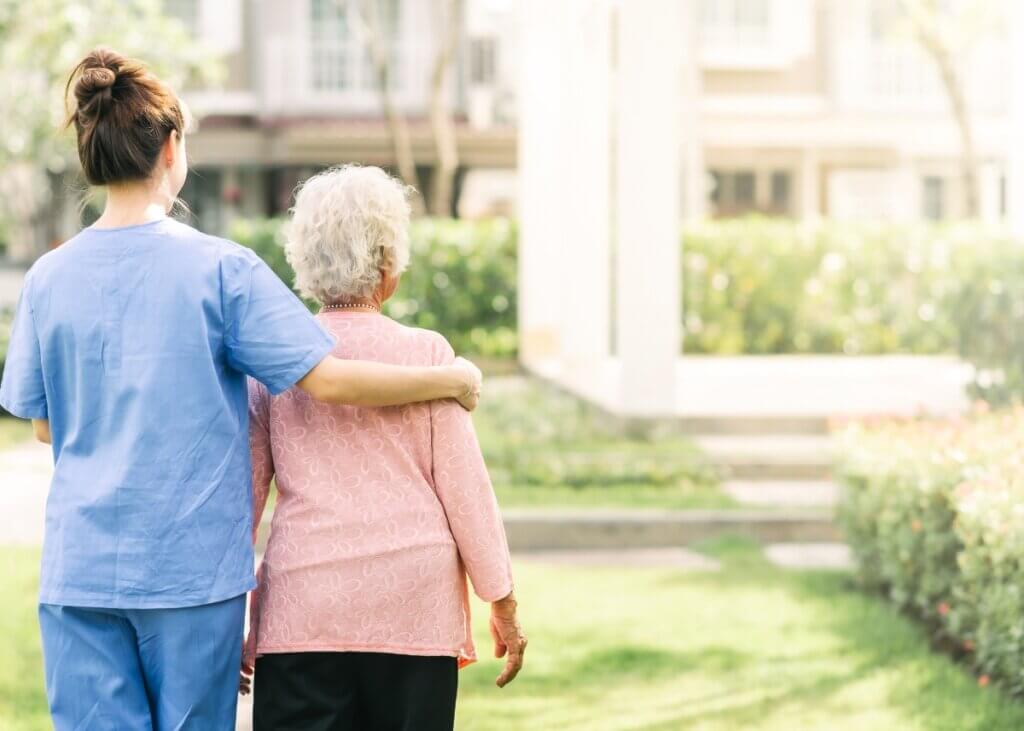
[163,0,199,33]
[770,171,792,214]
[709,169,793,217]
[700,0,771,49]
[470,37,497,85]
[310,0,401,92]
[922,176,945,221]
[709,169,758,217]
[734,172,756,208]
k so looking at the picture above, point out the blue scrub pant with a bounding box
[39,594,246,730]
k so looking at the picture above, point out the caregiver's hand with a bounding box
[490,593,527,687]
[453,356,483,411]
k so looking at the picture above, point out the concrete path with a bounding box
[0,440,52,545]
[764,542,853,570]
[516,547,721,570]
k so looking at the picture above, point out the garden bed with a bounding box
[837,410,1024,694]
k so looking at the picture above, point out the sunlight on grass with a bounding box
[458,540,1024,731]
[4,542,1024,730]
[0,549,47,731]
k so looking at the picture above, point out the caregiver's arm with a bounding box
[297,355,482,411]
[31,419,50,444]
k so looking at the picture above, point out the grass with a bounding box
[474,377,732,510]
[0,549,47,731]
[0,418,32,451]
[456,538,1024,731]
[3,542,1024,730]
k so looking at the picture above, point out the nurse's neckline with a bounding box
[87,216,169,233]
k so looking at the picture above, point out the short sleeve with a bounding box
[0,274,47,419]
[221,250,335,395]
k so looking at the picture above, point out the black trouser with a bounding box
[253,651,459,731]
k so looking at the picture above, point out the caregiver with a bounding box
[0,48,482,730]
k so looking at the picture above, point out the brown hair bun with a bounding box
[65,47,185,186]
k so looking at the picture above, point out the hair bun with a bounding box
[80,66,116,92]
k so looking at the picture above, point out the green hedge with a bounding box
[837,412,1024,692]
[229,217,518,358]
[683,220,1024,402]
[228,217,1024,401]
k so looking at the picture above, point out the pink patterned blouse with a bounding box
[243,311,514,668]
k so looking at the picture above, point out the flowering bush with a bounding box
[837,411,1024,692]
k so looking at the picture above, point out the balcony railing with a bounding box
[836,42,1008,113]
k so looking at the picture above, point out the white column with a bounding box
[1010,1,1024,235]
[978,163,1001,224]
[561,0,611,375]
[680,1,705,220]
[891,158,919,221]
[614,0,682,416]
[517,1,572,365]
[799,150,821,219]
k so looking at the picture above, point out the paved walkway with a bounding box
[0,440,52,546]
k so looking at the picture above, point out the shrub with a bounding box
[473,377,719,492]
[229,217,518,358]
[230,215,1024,401]
[683,219,1000,356]
[837,411,1024,692]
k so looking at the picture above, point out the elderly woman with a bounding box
[242,165,525,731]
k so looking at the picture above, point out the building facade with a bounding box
[692,0,1010,223]
[175,0,1012,232]
[172,0,518,233]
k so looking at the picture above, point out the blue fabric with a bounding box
[39,594,246,730]
[0,218,335,608]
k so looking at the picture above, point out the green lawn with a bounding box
[457,539,1024,731]
[4,543,1023,730]
[0,418,33,451]
[0,549,47,731]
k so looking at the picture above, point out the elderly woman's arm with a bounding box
[430,375,526,686]
[298,354,482,411]
[241,379,275,685]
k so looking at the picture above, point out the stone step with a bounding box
[502,508,839,550]
[722,480,841,509]
[676,414,829,436]
[695,434,833,481]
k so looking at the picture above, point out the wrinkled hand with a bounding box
[239,660,253,696]
[490,594,527,688]
[454,357,483,412]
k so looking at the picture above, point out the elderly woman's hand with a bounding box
[453,356,483,411]
[490,593,526,687]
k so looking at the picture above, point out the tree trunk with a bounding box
[901,0,980,218]
[353,0,425,214]
[428,0,462,217]
[926,42,980,218]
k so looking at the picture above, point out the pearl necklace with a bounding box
[321,302,380,313]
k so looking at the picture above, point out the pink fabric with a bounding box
[243,312,513,669]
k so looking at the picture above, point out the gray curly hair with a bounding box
[285,165,413,303]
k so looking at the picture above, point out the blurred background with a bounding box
[5,1,1024,729]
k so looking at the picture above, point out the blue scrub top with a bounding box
[0,218,335,608]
